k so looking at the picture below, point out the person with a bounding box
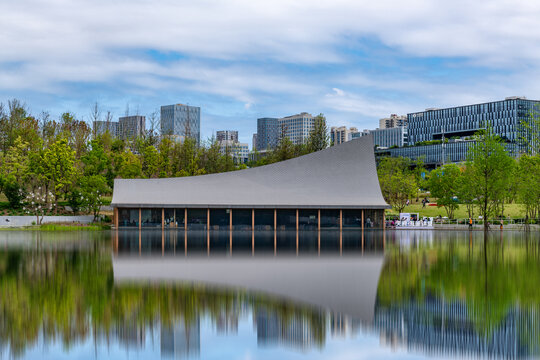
[468,217,473,229]
[500,219,503,230]
[422,198,426,208]
[406,199,410,206]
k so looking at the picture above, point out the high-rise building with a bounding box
[330,126,359,145]
[379,114,407,129]
[256,118,279,150]
[252,133,258,151]
[119,115,146,140]
[93,120,119,138]
[160,104,201,145]
[216,130,239,142]
[278,112,314,145]
[370,127,408,148]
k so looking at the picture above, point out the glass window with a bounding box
[187,209,207,230]
[118,208,139,227]
[141,208,162,227]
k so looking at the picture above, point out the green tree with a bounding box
[116,150,142,179]
[515,154,540,222]
[427,164,461,219]
[307,114,329,152]
[42,138,77,214]
[466,127,514,230]
[457,165,476,219]
[141,145,159,178]
[80,174,110,220]
[377,157,418,213]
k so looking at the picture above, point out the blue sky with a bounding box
[2,0,540,146]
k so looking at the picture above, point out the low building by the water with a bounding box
[111,135,390,230]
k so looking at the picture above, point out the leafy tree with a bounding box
[466,127,514,230]
[22,187,52,224]
[141,144,159,178]
[427,164,461,219]
[377,157,418,213]
[307,114,329,152]
[457,165,476,219]
[80,174,109,220]
[515,154,540,222]
[116,150,142,179]
[42,138,77,213]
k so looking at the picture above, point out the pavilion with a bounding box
[111,135,390,230]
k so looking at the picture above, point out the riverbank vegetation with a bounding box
[378,125,540,226]
[0,100,329,223]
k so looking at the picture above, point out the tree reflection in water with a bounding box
[376,230,540,358]
[1,230,540,359]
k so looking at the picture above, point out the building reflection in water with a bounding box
[375,298,539,359]
[161,317,200,359]
[2,229,540,359]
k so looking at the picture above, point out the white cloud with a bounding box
[2,0,540,137]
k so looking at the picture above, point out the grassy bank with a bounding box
[0,223,111,231]
[386,203,526,219]
[39,223,111,231]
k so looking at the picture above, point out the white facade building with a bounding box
[278,112,315,145]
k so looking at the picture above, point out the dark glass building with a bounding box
[377,97,539,166]
[256,117,279,150]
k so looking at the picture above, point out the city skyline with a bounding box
[2,1,540,145]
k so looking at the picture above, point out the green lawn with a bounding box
[386,203,526,219]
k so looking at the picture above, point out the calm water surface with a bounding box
[0,230,539,359]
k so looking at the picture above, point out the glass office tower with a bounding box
[160,104,201,146]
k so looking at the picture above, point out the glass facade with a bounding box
[141,209,162,228]
[376,141,519,166]
[117,208,386,229]
[256,118,279,150]
[160,104,201,146]
[408,98,539,147]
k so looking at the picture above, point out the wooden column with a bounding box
[207,209,210,256]
[274,209,277,256]
[339,209,342,255]
[296,209,299,255]
[383,210,386,230]
[114,207,119,228]
[139,230,141,256]
[252,209,255,255]
[229,209,233,255]
[138,208,142,230]
[184,208,187,256]
[362,210,364,231]
[317,209,321,256]
[162,208,165,230]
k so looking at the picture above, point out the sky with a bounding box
[2,0,540,146]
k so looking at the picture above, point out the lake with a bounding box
[0,230,539,359]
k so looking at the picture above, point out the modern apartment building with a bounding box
[160,104,201,146]
[119,115,146,140]
[256,118,279,150]
[252,134,258,151]
[278,112,315,145]
[216,130,239,142]
[330,126,359,145]
[379,114,407,129]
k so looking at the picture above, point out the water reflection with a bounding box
[0,230,539,359]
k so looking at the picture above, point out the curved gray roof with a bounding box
[111,135,390,209]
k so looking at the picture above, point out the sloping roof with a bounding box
[111,135,390,209]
